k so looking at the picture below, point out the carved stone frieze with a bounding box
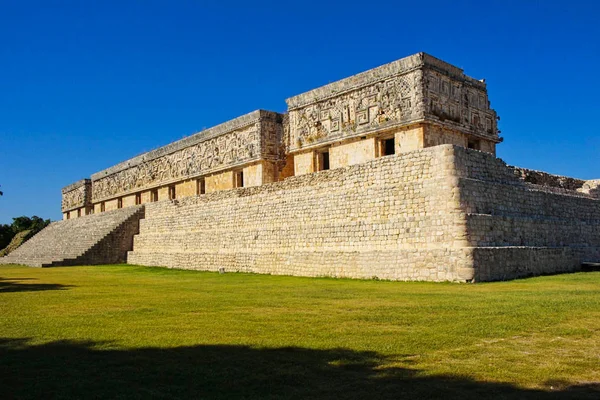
[92,124,262,201]
[89,110,284,202]
[287,71,423,151]
[61,179,91,212]
[259,118,284,161]
[423,69,498,138]
[285,52,500,152]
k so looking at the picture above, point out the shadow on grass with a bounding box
[0,278,73,293]
[0,338,598,399]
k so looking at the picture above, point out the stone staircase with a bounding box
[0,206,144,267]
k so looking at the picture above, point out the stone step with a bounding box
[0,206,145,267]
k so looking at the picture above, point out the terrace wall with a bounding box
[128,145,600,282]
[452,147,600,281]
[128,145,473,281]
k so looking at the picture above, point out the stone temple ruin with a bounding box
[2,52,599,281]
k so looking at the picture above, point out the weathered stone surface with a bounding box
[128,145,471,281]
[450,146,600,280]
[0,207,144,267]
[43,52,599,281]
[90,110,284,202]
[285,53,499,154]
[61,179,92,213]
[126,145,600,282]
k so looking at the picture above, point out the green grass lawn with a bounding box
[1,264,599,399]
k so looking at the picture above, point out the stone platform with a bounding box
[127,145,600,282]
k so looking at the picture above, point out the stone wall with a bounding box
[293,152,315,176]
[128,145,600,282]
[175,180,197,198]
[206,170,234,193]
[330,138,377,169]
[396,125,425,153]
[511,166,600,197]
[451,147,600,281]
[128,145,475,282]
[422,61,497,141]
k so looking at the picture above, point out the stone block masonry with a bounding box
[0,206,144,267]
[452,147,600,281]
[127,145,600,282]
[128,145,473,281]
[90,110,284,206]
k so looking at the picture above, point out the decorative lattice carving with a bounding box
[424,69,497,137]
[288,71,423,150]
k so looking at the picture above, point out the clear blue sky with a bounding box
[1,0,598,223]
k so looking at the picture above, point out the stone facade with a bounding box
[61,179,92,219]
[127,145,600,281]
[62,53,501,219]
[285,53,500,176]
[91,110,284,204]
[453,147,600,280]
[285,53,499,145]
[44,52,599,281]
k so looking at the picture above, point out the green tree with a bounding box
[0,224,13,249]
[0,216,52,251]
[10,216,51,234]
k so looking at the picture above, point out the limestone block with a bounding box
[294,151,315,176]
[122,194,136,208]
[243,163,263,188]
[158,187,170,201]
[141,191,153,204]
[104,199,119,212]
[396,126,424,153]
[175,180,197,198]
[330,138,376,169]
[424,125,468,149]
[206,170,234,193]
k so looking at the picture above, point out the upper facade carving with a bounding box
[285,52,499,152]
[90,110,283,202]
[423,68,497,140]
[61,179,92,212]
[62,52,502,208]
[286,71,423,151]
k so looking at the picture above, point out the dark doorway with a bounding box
[383,137,395,156]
